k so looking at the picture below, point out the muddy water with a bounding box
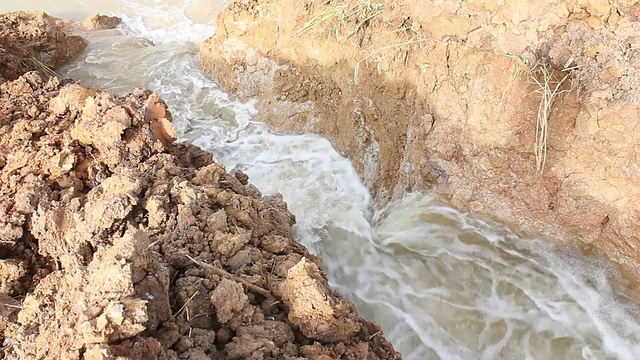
[3,1,640,359]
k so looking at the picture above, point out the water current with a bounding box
[2,1,640,358]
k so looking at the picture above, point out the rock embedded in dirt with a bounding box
[0,13,401,360]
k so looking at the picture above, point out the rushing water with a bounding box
[3,1,640,358]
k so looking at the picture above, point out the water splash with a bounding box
[326,193,640,359]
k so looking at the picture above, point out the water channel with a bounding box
[2,1,639,358]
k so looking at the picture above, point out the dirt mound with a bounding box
[0,14,400,360]
[0,11,86,82]
[80,14,122,31]
[201,0,640,276]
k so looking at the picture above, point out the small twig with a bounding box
[189,312,212,322]
[173,290,199,318]
[2,303,22,309]
[186,254,275,300]
[99,78,117,90]
[230,218,242,234]
[144,239,161,251]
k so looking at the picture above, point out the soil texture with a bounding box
[0,11,86,82]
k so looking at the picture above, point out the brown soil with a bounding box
[0,12,400,360]
[201,0,640,277]
[0,11,86,82]
[80,14,121,31]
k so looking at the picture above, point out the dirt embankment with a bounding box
[0,11,86,83]
[0,11,400,360]
[201,0,640,275]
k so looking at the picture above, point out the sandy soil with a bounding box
[0,11,400,360]
[201,0,640,278]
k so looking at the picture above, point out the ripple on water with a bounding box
[327,194,640,359]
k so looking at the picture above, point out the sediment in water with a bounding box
[0,11,400,359]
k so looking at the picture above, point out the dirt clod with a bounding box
[80,14,122,31]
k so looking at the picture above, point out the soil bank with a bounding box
[201,0,640,277]
[0,11,400,359]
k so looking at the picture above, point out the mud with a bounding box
[201,0,640,276]
[0,12,400,360]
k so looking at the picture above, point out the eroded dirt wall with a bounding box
[201,0,640,275]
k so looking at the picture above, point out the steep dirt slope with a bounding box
[201,0,640,275]
[0,11,400,360]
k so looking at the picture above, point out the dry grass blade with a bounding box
[354,35,428,84]
[23,56,59,78]
[292,0,384,41]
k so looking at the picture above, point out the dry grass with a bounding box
[530,64,572,173]
[500,53,574,173]
[22,56,58,78]
[292,0,384,41]
[353,35,428,84]
[295,1,430,85]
